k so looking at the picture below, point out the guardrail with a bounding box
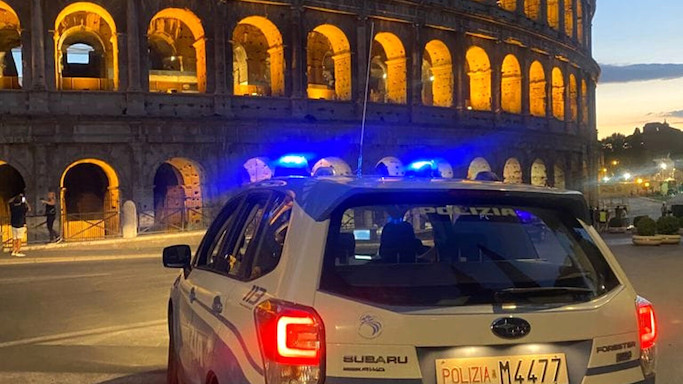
[62,211,119,241]
[138,205,218,235]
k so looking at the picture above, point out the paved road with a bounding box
[0,258,178,383]
[0,234,679,383]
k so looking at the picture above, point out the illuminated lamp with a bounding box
[312,157,353,177]
[405,160,435,178]
[375,157,404,177]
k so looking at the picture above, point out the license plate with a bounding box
[436,353,569,384]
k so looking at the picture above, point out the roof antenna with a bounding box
[357,21,375,178]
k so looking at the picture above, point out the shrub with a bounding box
[633,215,648,228]
[679,216,683,230]
[657,216,680,235]
[636,217,657,236]
[608,217,622,227]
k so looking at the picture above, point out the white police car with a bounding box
[163,176,656,384]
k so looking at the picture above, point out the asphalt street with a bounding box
[0,233,679,383]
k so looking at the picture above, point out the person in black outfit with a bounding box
[9,193,30,257]
[40,191,60,242]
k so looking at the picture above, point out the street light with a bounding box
[660,163,667,170]
[602,176,611,182]
[623,172,632,181]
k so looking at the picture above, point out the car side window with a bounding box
[248,193,293,280]
[194,196,243,269]
[222,192,270,279]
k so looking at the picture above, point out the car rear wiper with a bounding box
[494,286,594,303]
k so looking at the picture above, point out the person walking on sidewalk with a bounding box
[9,193,31,257]
[40,191,60,242]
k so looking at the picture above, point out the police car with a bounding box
[163,172,656,384]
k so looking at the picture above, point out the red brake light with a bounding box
[637,297,657,350]
[255,300,325,366]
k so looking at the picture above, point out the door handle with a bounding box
[189,287,196,303]
[212,296,223,314]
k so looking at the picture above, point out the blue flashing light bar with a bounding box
[408,160,435,171]
[277,155,309,166]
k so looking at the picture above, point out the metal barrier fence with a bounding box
[1,216,28,250]
[138,205,218,235]
[62,211,120,241]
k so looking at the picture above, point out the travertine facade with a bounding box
[0,0,599,240]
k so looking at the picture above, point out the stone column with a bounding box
[572,0,579,42]
[516,0,525,16]
[540,0,548,26]
[126,0,141,92]
[490,50,502,113]
[559,0,566,37]
[355,16,369,104]
[31,0,46,90]
[290,5,304,98]
[213,9,227,94]
[454,32,467,110]
[521,57,530,116]
[410,23,422,106]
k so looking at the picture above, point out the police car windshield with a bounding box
[320,193,619,307]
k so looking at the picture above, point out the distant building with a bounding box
[0,0,599,241]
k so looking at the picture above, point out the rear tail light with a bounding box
[255,299,325,384]
[637,296,657,350]
[636,296,657,378]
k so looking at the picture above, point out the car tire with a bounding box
[167,310,181,384]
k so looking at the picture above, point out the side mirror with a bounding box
[163,245,192,269]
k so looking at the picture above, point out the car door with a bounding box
[202,191,276,383]
[178,195,244,384]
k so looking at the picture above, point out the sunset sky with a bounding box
[593,1,683,138]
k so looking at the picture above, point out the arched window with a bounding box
[233,16,284,97]
[581,79,589,124]
[467,157,492,180]
[565,0,574,37]
[552,67,565,121]
[370,33,406,104]
[529,61,546,117]
[148,9,206,93]
[503,158,523,184]
[569,74,578,122]
[0,1,22,89]
[465,46,491,111]
[422,40,453,107]
[499,0,516,12]
[306,25,351,101]
[54,2,119,91]
[531,159,547,186]
[524,0,541,20]
[547,0,559,29]
[501,54,522,114]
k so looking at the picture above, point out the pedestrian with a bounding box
[598,208,608,232]
[40,191,60,242]
[8,193,30,257]
[661,202,668,217]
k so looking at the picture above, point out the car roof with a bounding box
[246,176,590,222]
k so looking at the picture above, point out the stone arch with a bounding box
[375,156,404,176]
[547,0,559,29]
[0,1,22,89]
[148,8,206,93]
[153,158,203,231]
[501,54,522,114]
[503,158,523,184]
[554,164,566,189]
[552,67,565,120]
[499,0,516,12]
[569,74,578,122]
[465,46,491,111]
[370,32,406,104]
[581,78,588,124]
[307,24,351,101]
[54,2,119,91]
[529,61,546,117]
[422,39,453,107]
[60,159,120,240]
[233,16,285,97]
[565,0,574,37]
[467,157,492,180]
[312,157,352,176]
[531,159,547,186]
[524,0,541,20]
[243,157,273,183]
[0,161,26,246]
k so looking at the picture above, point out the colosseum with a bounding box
[0,0,599,242]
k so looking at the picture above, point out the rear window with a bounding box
[320,194,619,308]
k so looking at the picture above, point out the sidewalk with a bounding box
[0,230,205,266]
